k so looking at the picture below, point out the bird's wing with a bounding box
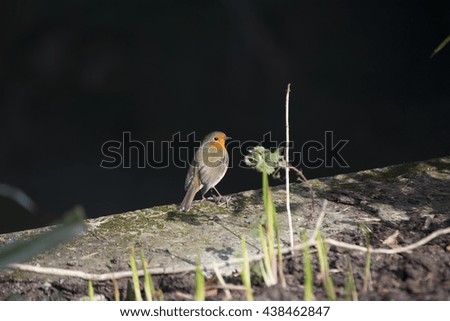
[184,163,196,191]
[184,147,203,191]
[199,150,229,191]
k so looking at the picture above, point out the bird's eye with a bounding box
[214,137,219,141]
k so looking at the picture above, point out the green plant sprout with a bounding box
[88,280,94,301]
[345,254,358,301]
[316,231,336,300]
[301,230,315,301]
[140,249,155,301]
[360,224,373,293]
[241,237,254,300]
[130,246,142,301]
[195,260,205,301]
[112,278,120,301]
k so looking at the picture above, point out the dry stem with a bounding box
[285,83,294,254]
[7,224,449,281]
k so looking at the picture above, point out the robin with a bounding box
[180,131,230,211]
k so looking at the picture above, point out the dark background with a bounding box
[1,0,449,233]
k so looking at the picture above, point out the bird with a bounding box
[180,131,230,211]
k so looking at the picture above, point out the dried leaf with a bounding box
[382,230,400,247]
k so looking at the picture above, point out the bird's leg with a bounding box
[224,195,233,208]
[212,187,233,208]
[212,187,223,203]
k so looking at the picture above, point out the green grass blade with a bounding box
[258,260,270,287]
[262,170,274,249]
[130,246,142,301]
[276,228,286,288]
[363,248,372,293]
[88,280,94,301]
[241,237,254,300]
[194,260,205,301]
[262,170,278,282]
[266,191,275,270]
[360,224,372,293]
[112,278,120,301]
[316,231,336,300]
[301,230,315,300]
[431,34,450,58]
[345,254,358,301]
[140,249,154,301]
[262,168,270,210]
[258,225,275,286]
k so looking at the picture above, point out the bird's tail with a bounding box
[180,183,198,212]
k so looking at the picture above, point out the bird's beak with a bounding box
[226,136,232,140]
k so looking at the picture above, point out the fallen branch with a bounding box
[325,226,450,254]
[7,225,450,281]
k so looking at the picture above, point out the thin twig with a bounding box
[309,200,328,243]
[287,164,308,183]
[287,163,315,211]
[210,284,247,291]
[175,291,193,300]
[285,83,294,254]
[325,226,450,254]
[7,225,450,281]
[213,263,232,300]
